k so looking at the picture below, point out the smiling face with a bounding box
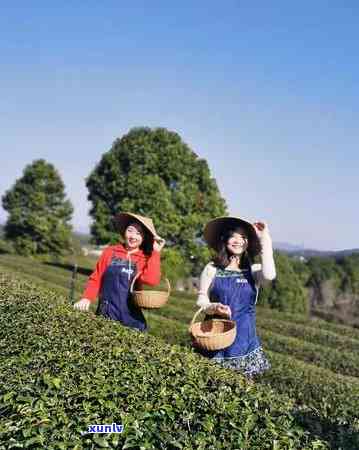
[124,223,144,250]
[226,228,249,256]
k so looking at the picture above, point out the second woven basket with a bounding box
[130,272,170,309]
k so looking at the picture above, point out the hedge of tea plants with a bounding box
[0,272,327,449]
[2,257,359,448]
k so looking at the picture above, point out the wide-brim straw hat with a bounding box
[115,212,160,240]
[204,216,259,251]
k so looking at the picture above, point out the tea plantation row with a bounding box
[147,300,359,378]
[145,313,359,449]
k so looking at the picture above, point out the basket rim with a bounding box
[190,320,236,338]
[192,318,236,326]
[132,290,169,295]
[134,296,168,302]
[130,273,171,295]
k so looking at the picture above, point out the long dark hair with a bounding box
[213,226,262,270]
[125,221,154,256]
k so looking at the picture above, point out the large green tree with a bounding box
[86,127,227,274]
[2,159,74,255]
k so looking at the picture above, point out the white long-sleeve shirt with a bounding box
[196,230,276,312]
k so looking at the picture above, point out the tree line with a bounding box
[1,127,226,273]
[2,126,358,319]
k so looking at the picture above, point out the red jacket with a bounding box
[82,244,161,302]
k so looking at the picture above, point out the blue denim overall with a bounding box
[199,267,270,377]
[96,252,147,331]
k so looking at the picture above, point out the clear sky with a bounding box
[1,1,358,251]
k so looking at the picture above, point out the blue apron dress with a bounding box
[197,267,270,378]
[96,252,147,331]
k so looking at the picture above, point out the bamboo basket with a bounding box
[130,272,170,309]
[189,307,236,351]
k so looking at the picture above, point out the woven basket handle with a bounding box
[130,272,171,295]
[130,271,142,293]
[190,307,205,328]
[164,278,171,295]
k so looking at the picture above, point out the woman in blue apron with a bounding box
[194,216,276,378]
[74,212,165,331]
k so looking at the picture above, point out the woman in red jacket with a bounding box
[73,212,165,331]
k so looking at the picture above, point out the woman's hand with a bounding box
[216,304,231,318]
[207,303,231,318]
[153,237,166,252]
[253,221,270,239]
[73,298,91,311]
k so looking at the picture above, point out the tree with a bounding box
[337,254,359,295]
[86,127,227,273]
[2,159,74,255]
[258,252,309,314]
[160,248,192,287]
[307,256,344,290]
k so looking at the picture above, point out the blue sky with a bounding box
[1,1,358,251]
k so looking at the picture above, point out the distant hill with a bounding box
[274,242,359,258]
[333,248,359,257]
[273,242,305,252]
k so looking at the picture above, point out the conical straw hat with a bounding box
[115,212,160,240]
[204,216,259,251]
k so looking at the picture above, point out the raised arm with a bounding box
[252,222,276,285]
[138,250,161,286]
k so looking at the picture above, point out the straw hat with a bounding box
[204,216,259,251]
[115,212,160,240]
